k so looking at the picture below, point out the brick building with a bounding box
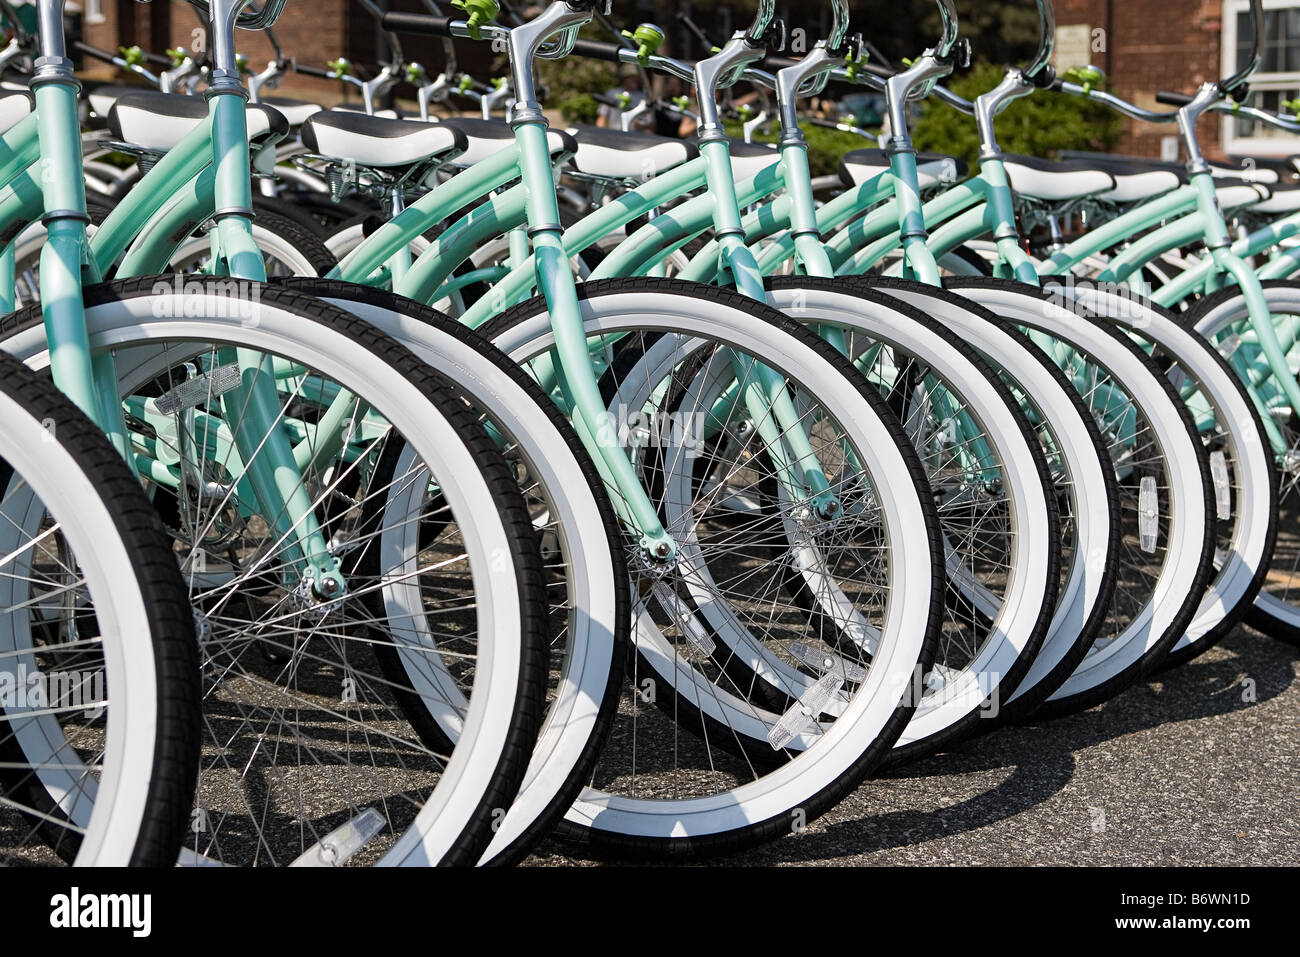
[1052,0,1300,161]
[76,0,499,104]
[74,1,832,107]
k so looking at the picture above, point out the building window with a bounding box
[1222,0,1300,155]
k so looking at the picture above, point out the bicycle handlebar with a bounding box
[933,0,960,60]
[1055,78,1178,123]
[825,0,850,54]
[806,115,871,135]
[380,11,455,38]
[933,84,974,114]
[567,36,624,63]
[74,41,122,66]
[741,0,778,48]
[1155,90,1194,108]
[184,0,289,31]
[74,40,174,69]
[382,2,926,112]
[292,61,335,79]
[1222,0,1264,94]
[1057,74,1298,138]
[1023,0,1055,81]
[1211,99,1300,134]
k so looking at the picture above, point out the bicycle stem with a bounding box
[246,59,285,102]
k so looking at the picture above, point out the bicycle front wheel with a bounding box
[1184,280,1300,645]
[1,278,549,866]
[270,277,631,867]
[0,352,200,865]
[481,277,943,856]
[764,277,1061,759]
[1055,283,1276,667]
[948,278,1214,713]
[858,278,1120,718]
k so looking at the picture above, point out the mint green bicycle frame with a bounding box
[4,0,344,592]
[367,37,998,478]
[649,60,1153,462]
[1040,170,1300,450]
[332,11,854,551]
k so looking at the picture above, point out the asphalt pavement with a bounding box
[525,624,1300,866]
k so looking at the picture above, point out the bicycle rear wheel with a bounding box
[857,278,1120,718]
[1183,280,1300,646]
[764,277,1060,758]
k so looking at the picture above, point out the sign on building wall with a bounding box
[1054,24,1093,71]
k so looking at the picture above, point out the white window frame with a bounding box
[1221,0,1300,155]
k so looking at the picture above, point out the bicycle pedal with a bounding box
[789,641,867,683]
[922,662,963,694]
[1209,450,1231,520]
[290,808,386,867]
[650,583,716,656]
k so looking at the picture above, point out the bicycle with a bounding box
[2,0,558,867]
[286,0,950,857]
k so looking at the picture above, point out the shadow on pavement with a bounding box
[726,628,1295,864]
[530,629,1295,865]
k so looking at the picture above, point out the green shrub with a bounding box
[803,123,876,177]
[534,46,618,121]
[911,62,1122,169]
[560,93,601,125]
[723,120,872,178]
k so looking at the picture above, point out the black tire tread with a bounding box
[0,350,200,866]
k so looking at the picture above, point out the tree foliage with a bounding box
[531,4,1119,169]
[723,120,867,177]
[911,62,1122,169]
